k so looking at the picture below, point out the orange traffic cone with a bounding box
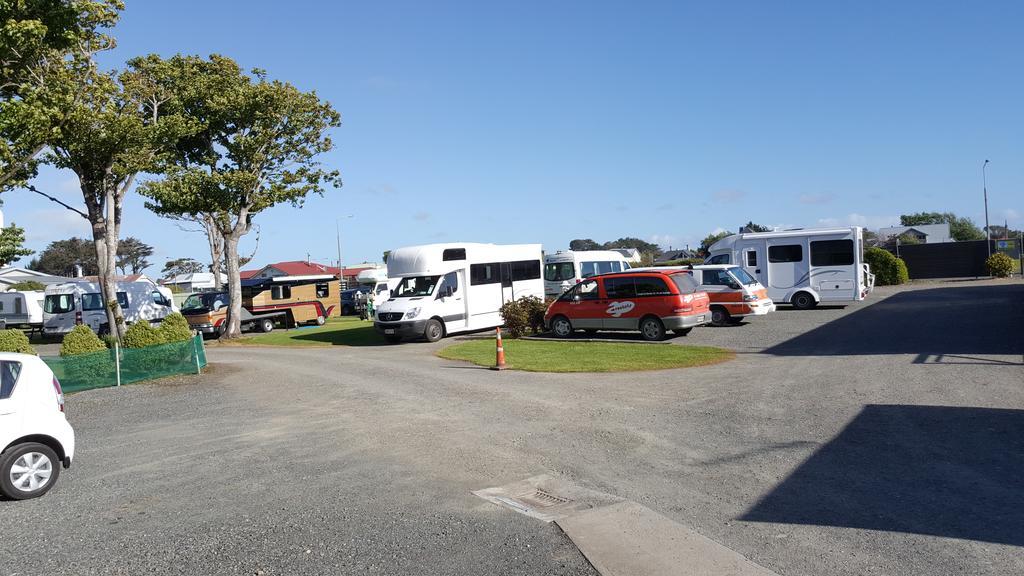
[491,327,507,371]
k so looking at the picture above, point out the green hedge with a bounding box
[123,321,164,349]
[865,247,909,286]
[158,312,194,343]
[986,253,1015,278]
[60,325,107,356]
[499,296,549,338]
[0,329,35,354]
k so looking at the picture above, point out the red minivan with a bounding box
[544,270,711,341]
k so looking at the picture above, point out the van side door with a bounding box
[742,247,767,288]
[565,278,604,330]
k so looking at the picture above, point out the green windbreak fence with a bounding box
[43,334,208,393]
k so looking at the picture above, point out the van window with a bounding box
[151,291,172,307]
[544,262,574,282]
[315,282,330,298]
[768,244,803,263]
[82,292,129,311]
[810,239,855,266]
[43,294,75,314]
[567,279,600,301]
[271,285,291,300]
[669,272,701,294]
[707,254,730,265]
[580,262,598,278]
[596,261,617,274]
[746,251,757,267]
[511,260,540,281]
[0,361,22,400]
[635,276,672,296]
[702,269,734,287]
[470,263,501,285]
[442,248,466,261]
[603,277,636,298]
[437,272,458,295]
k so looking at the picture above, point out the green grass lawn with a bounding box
[233,316,385,347]
[436,339,733,372]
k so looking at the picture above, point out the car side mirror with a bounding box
[572,294,581,302]
[728,282,740,290]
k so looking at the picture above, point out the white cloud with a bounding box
[817,213,899,230]
[799,193,834,205]
[710,226,729,236]
[711,189,745,203]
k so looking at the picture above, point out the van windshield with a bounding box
[393,276,440,298]
[182,292,226,312]
[729,267,758,285]
[43,294,74,314]
[544,262,574,281]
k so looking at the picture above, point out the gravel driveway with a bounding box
[2,279,1021,575]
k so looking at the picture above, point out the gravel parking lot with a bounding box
[2,279,1022,575]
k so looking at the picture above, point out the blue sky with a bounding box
[5,1,1022,273]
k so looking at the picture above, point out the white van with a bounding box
[0,291,44,328]
[543,250,632,298]
[42,281,178,336]
[374,243,544,342]
[706,227,875,309]
[355,267,394,303]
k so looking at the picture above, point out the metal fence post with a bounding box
[193,335,202,374]
[114,341,121,387]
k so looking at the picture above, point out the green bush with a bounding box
[60,325,107,356]
[6,280,45,291]
[158,312,193,343]
[498,296,549,338]
[865,247,909,286]
[986,253,1015,278]
[0,329,35,354]
[123,321,165,349]
[655,259,703,267]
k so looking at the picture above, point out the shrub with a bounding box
[986,253,1015,278]
[158,312,193,343]
[123,321,165,349]
[499,296,550,338]
[0,329,35,354]
[60,325,107,356]
[6,280,45,291]
[865,247,909,286]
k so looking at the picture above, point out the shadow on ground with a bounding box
[741,404,1024,546]
[286,325,391,347]
[764,284,1024,362]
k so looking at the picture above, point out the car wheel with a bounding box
[0,443,61,500]
[551,315,573,338]
[673,328,693,336]
[385,335,402,344]
[639,316,666,341]
[710,306,730,327]
[791,292,816,310]
[423,319,444,342]
[261,319,274,333]
[315,315,326,326]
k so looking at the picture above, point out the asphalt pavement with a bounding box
[2,279,1022,576]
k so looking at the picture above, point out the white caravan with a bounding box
[543,250,632,298]
[706,227,875,309]
[42,281,178,336]
[0,291,44,328]
[374,243,544,342]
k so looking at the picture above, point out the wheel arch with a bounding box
[785,288,820,304]
[2,434,66,462]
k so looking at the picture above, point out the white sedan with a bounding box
[0,353,75,500]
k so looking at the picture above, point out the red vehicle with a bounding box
[544,270,711,341]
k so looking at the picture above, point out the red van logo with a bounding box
[606,301,635,317]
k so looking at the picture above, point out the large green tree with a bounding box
[28,236,96,275]
[115,236,153,274]
[602,237,662,257]
[161,257,204,277]
[899,212,985,242]
[0,222,32,266]
[699,231,731,256]
[568,238,602,251]
[140,57,341,338]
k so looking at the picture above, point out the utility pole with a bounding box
[983,159,991,258]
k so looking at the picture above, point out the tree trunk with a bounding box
[204,214,224,288]
[93,188,125,340]
[221,232,243,339]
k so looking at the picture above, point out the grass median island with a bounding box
[436,339,733,372]
[233,317,385,347]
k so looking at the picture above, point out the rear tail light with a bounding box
[52,376,65,412]
[74,311,82,325]
[673,306,693,313]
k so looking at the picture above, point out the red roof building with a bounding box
[242,261,380,287]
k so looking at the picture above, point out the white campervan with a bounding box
[42,281,178,336]
[355,267,394,303]
[706,226,875,309]
[0,291,44,328]
[374,243,544,343]
[543,250,632,298]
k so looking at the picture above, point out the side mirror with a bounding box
[728,282,740,290]
[572,294,581,302]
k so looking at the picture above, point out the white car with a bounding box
[0,353,75,500]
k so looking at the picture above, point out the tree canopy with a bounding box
[0,222,32,266]
[161,257,204,277]
[115,236,153,274]
[28,236,96,275]
[899,212,985,242]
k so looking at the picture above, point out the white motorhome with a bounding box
[355,267,394,303]
[0,291,44,328]
[374,243,544,342]
[706,227,875,309]
[543,250,632,298]
[42,281,178,336]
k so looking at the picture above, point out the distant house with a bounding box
[241,260,382,289]
[0,267,70,289]
[656,249,700,263]
[160,272,217,293]
[877,224,952,244]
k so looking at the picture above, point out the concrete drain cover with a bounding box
[474,474,623,522]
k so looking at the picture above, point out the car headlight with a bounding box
[743,294,758,302]
[405,307,421,320]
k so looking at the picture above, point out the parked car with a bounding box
[634,264,775,326]
[0,353,74,500]
[340,287,370,315]
[180,291,287,337]
[544,269,710,341]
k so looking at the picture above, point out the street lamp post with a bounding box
[336,214,353,288]
[983,159,991,258]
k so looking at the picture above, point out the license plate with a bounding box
[385,328,395,335]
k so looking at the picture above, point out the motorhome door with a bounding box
[500,262,514,303]
[435,271,467,332]
[765,241,809,299]
[742,246,767,287]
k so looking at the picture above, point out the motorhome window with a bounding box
[708,254,730,265]
[470,263,500,285]
[315,283,330,298]
[442,248,466,261]
[746,251,757,266]
[511,260,541,281]
[117,292,129,309]
[43,294,74,314]
[768,245,803,263]
[81,293,104,311]
[271,285,292,300]
[634,276,671,296]
[0,360,22,400]
[669,273,700,294]
[603,277,636,298]
[729,267,758,285]
[811,239,854,266]
[596,261,617,274]
[151,290,172,307]
[437,272,458,295]
[580,262,599,278]
[394,275,441,297]
[544,262,574,282]
[622,262,631,270]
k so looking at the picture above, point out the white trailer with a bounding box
[374,243,544,342]
[42,280,178,336]
[543,250,632,298]
[706,227,875,309]
[0,290,44,328]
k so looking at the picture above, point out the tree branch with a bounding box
[24,185,90,219]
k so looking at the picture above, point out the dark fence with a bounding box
[887,239,1022,279]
